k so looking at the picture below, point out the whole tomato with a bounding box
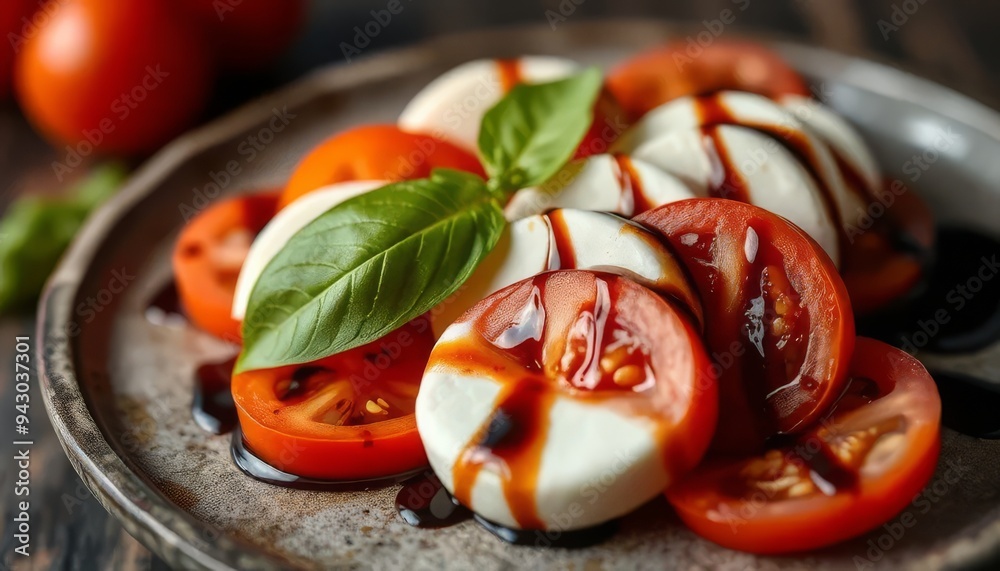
[14,0,214,155]
[180,0,304,71]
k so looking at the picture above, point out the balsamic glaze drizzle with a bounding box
[857,227,1000,355]
[191,357,238,435]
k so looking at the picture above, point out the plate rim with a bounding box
[37,19,1000,571]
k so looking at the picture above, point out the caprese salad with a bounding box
[171,40,942,554]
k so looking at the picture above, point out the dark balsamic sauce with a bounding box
[395,472,470,528]
[857,227,1000,354]
[192,357,238,434]
[145,281,187,326]
[612,153,655,214]
[395,473,617,547]
[230,427,421,491]
[547,210,578,269]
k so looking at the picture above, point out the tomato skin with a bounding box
[573,88,630,159]
[635,199,854,453]
[14,0,213,154]
[607,41,810,120]
[666,338,941,554]
[233,318,436,480]
[279,125,486,208]
[0,0,35,98]
[843,185,936,315]
[173,191,280,342]
[179,0,304,71]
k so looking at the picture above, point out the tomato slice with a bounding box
[278,124,485,208]
[233,316,436,480]
[173,191,279,342]
[607,40,810,121]
[666,337,941,554]
[573,87,630,159]
[842,182,936,315]
[635,199,854,453]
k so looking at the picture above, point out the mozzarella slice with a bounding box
[430,208,700,337]
[780,94,881,193]
[504,153,696,220]
[231,180,386,320]
[614,91,865,240]
[631,125,840,262]
[399,56,580,154]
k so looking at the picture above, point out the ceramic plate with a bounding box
[39,21,1000,571]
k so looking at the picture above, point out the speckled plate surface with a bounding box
[38,20,1000,571]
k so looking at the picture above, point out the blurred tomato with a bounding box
[0,0,36,98]
[180,0,304,71]
[14,0,213,155]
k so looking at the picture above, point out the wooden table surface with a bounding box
[1,1,998,569]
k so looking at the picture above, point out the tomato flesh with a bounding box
[173,191,279,342]
[666,337,941,554]
[842,183,936,314]
[233,315,436,480]
[279,124,486,208]
[635,199,854,453]
[607,40,810,120]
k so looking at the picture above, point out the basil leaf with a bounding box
[237,169,505,373]
[0,163,127,314]
[478,67,602,192]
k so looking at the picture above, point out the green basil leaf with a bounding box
[478,67,602,192]
[237,169,505,373]
[0,162,127,315]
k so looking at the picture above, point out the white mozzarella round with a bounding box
[398,56,580,154]
[631,125,840,262]
[430,208,698,337]
[780,94,881,193]
[504,153,696,221]
[231,180,386,320]
[417,337,667,530]
[614,90,865,238]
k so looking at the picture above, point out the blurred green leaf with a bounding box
[0,163,128,315]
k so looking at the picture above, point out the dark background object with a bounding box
[2,0,999,568]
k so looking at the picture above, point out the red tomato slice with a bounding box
[278,124,485,209]
[635,199,855,453]
[607,40,810,120]
[842,182,936,315]
[232,316,436,480]
[573,87,630,159]
[666,337,941,554]
[173,191,279,342]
